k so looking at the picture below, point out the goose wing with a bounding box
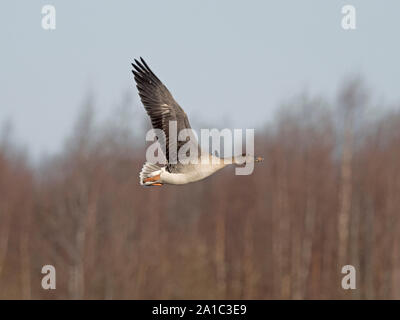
[132,58,197,170]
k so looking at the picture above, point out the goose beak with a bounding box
[255,156,264,163]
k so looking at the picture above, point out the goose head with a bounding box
[233,153,264,165]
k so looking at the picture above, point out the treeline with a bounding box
[0,77,400,299]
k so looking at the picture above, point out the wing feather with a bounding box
[132,57,196,168]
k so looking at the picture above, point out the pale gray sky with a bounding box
[1,0,399,158]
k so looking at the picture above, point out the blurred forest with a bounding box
[1,77,400,299]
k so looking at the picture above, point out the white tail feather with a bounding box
[139,162,162,186]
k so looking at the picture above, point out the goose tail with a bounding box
[139,162,163,186]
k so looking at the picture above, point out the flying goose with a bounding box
[131,58,263,186]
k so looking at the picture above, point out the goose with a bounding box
[131,58,263,186]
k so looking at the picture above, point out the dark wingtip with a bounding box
[133,59,140,69]
[131,57,162,86]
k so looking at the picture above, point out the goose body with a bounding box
[160,155,227,185]
[132,58,262,186]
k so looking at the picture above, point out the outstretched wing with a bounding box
[132,57,196,168]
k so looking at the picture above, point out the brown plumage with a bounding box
[131,57,193,170]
